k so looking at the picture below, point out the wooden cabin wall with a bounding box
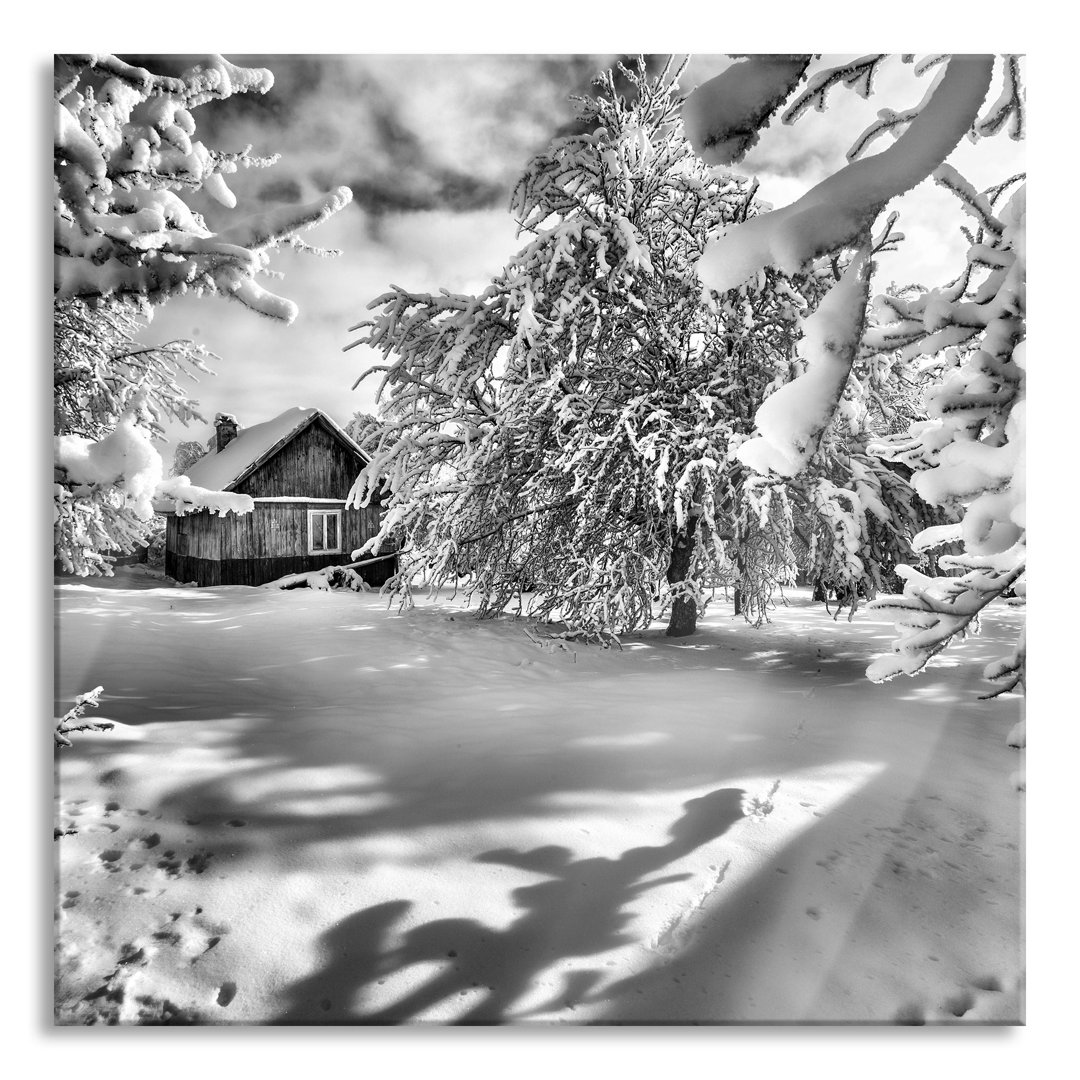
[232,421,363,500]
[343,502,396,586]
[165,513,222,586]
[213,501,395,587]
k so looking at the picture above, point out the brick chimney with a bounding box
[214,413,239,453]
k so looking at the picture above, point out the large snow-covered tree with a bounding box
[348,59,939,637]
[344,411,383,451]
[681,54,1025,695]
[171,439,208,478]
[54,54,354,575]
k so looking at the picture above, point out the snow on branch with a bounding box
[54,403,252,575]
[692,56,995,293]
[682,55,812,166]
[865,179,1025,699]
[155,476,254,517]
[55,686,112,749]
[219,186,353,253]
[684,52,1025,703]
[866,554,1024,684]
[976,55,1025,140]
[781,54,887,126]
[54,54,351,321]
[736,245,872,478]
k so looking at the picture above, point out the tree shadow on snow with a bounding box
[272,787,745,1024]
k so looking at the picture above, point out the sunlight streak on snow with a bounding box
[565,732,671,749]
[224,764,384,804]
[275,792,398,817]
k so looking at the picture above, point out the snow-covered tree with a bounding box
[348,59,938,638]
[171,439,208,477]
[345,411,383,451]
[681,54,1025,694]
[54,54,354,575]
[55,298,212,441]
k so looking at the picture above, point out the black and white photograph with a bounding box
[48,47,1027,1033]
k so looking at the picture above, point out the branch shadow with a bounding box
[273,787,745,1024]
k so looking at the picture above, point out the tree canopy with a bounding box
[348,59,943,638]
[681,54,1025,697]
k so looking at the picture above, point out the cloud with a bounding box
[127,54,619,453]
[125,54,619,218]
[149,203,524,451]
[135,53,1024,462]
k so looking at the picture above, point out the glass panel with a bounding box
[311,513,324,551]
[326,513,338,551]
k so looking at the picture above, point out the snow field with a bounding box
[54,571,1023,1024]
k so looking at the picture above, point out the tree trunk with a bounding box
[665,515,701,638]
[733,587,743,617]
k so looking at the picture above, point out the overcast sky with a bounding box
[132,53,1025,460]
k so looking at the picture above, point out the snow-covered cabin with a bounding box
[162,408,394,588]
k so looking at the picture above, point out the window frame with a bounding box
[307,508,343,555]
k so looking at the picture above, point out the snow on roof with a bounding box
[182,407,367,492]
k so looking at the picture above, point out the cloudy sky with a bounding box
[129,53,1025,459]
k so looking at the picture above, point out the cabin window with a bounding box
[308,509,342,554]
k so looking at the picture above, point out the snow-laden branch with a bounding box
[736,245,872,477]
[54,686,112,749]
[691,55,995,293]
[866,553,1024,683]
[781,55,887,126]
[54,54,351,321]
[54,404,252,576]
[865,179,1025,698]
[681,55,812,166]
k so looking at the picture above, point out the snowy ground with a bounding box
[53,569,1023,1025]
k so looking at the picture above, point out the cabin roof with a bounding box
[183,407,369,493]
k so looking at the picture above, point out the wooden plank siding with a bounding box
[165,511,222,584]
[167,502,394,588]
[232,419,363,500]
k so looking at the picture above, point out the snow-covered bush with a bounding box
[682,54,1024,693]
[349,59,937,636]
[54,54,354,575]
